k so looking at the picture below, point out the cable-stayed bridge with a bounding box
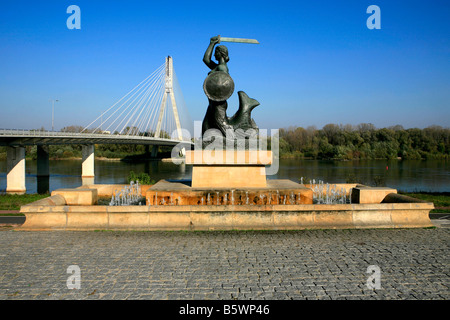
[0,56,192,147]
[81,56,192,141]
[0,57,193,194]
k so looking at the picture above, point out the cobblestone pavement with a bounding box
[0,228,448,300]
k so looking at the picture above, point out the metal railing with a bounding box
[0,128,192,143]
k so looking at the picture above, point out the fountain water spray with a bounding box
[109,181,144,206]
[308,179,350,204]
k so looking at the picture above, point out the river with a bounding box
[0,159,448,194]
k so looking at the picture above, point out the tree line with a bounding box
[278,123,449,160]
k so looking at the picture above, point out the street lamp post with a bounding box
[50,99,59,131]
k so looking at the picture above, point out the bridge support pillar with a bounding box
[151,146,159,158]
[37,145,50,194]
[6,146,26,194]
[82,145,95,185]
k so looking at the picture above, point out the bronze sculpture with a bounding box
[201,36,260,147]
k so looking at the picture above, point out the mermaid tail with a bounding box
[201,91,260,148]
[228,91,260,133]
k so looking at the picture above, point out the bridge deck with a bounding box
[0,130,192,146]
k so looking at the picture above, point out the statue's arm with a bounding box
[203,37,219,69]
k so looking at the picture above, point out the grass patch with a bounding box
[401,192,450,206]
[400,192,450,214]
[0,193,49,212]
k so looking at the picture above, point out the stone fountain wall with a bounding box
[17,184,434,231]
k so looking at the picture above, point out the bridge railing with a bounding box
[0,128,192,143]
[0,128,111,137]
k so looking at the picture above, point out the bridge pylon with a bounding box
[154,56,183,141]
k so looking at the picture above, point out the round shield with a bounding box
[203,71,235,101]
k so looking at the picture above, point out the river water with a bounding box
[0,159,448,194]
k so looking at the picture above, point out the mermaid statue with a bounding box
[201,36,260,148]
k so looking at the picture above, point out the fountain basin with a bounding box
[146,179,313,206]
[17,184,434,231]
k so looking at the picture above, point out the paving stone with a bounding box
[0,228,448,300]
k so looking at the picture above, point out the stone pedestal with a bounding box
[51,188,98,205]
[146,150,312,205]
[351,186,397,204]
[186,150,272,188]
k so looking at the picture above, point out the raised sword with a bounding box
[218,35,259,44]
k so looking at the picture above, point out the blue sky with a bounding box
[0,0,449,131]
